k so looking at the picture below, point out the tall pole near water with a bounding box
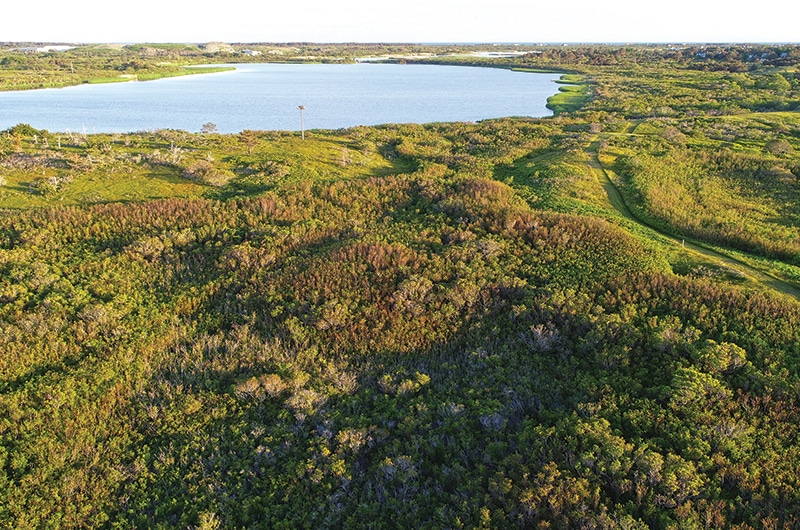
[298,105,306,140]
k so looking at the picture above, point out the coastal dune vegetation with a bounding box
[0,42,800,529]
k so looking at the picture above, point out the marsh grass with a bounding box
[546,76,592,115]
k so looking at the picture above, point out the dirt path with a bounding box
[585,140,800,302]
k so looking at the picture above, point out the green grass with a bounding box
[137,66,235,81]
[0,131,394,210]
[85,76,133,84]
[85,67,234,85]
[546,75,592,115]
[0,166,206,210]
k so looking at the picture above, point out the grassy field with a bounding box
[546,75,593,115]
[0,128,395,209]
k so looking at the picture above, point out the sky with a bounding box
[2,0,798,44]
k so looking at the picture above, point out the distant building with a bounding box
[241,49,262,56]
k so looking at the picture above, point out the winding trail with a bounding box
[585,139,800,302]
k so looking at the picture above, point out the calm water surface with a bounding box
[0,63,561,133]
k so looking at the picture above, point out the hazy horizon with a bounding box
[4,41,799,46]
[2,0,798,44]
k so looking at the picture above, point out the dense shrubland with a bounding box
[1,44,800,528]
[2,164,799,528]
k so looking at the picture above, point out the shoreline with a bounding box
[0,65,235,92]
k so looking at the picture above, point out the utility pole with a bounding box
[298,105,306,140]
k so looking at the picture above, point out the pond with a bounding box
[0,63,562,134]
